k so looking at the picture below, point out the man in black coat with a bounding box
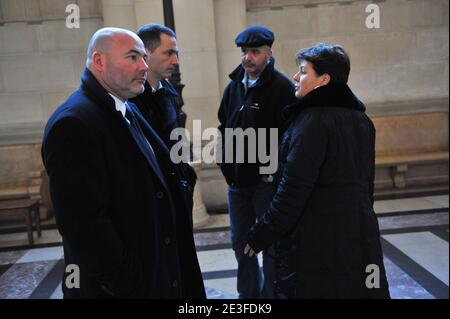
[217,25,296,298]
[129,24,182,148]
[130,24,196,210]
[41,27,205,299]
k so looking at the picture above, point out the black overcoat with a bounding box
[247,83,390,299]
[41,68,205,299]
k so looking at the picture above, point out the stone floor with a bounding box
[0,192,448,299]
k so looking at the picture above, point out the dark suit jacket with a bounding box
[130,80,197,212]
[130,80,180,148]
[41,68,205,299]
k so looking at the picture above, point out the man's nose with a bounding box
[293,71,300,82]
[171,54,179,65]
[141,58,149,72]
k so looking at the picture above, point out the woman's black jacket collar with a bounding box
[283,83,366,123]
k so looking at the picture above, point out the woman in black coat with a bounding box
[244,44,390,299]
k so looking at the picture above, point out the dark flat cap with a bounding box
[235,25,274,48]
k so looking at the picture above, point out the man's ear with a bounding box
[321,73,331,86]
[91,51,105,72]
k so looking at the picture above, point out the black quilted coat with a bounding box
[247,83,390,299]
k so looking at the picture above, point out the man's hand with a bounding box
[244,244,255,257]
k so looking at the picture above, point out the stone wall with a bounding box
[246,0,449,105]
[202,0,449,210]
[0,0,102,145]
[0,0,447,213]
[0,0,102,217]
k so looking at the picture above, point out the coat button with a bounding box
[164,237,171,245]
[172,280,178,288]
[156,191,164,199]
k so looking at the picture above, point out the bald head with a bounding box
[86,27,143,68]
[85,27,148,101]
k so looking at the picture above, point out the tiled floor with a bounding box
[0,192,448,299]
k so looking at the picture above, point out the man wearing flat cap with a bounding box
[217,25,296,299]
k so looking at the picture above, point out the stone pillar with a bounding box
[172,0,222,140]
[213,0,247,93]
[190,161,210,228]
[134,0,165,27]
[101,0,137,30]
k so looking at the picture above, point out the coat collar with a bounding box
[144,79,178,97]
[161,79,179,96]
[80,68,172,191]
[80,68,119,116]
[282,83,366,121]
[229,57,276,88]
[129,79,178,108]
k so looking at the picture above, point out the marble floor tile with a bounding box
[422,195,449,208]
[197,248,263,274]
[0,229,62,249]
[0,193,447,300]
[374,197,446,214]
[16,246,63,264]
[205,286,238,299]
[197,248,237,273]
[378,212,449,230]
[195,230,231,247]
[204,278,238,298]
[0,250,27,265]
[50,282,63,299]
[383,257,434,299]
[0,260,57,299]
[197,214,230,230]
[0,232,37,247]
[383,232,449,285]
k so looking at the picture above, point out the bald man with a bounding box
[41,28,205,299]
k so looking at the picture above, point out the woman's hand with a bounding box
[244,244,255,257]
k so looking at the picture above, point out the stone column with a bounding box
[190,161,210,228]
[213,0,247,93]
[134,0,165,27]
[172,0,222,138]
[101,0,137,30]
